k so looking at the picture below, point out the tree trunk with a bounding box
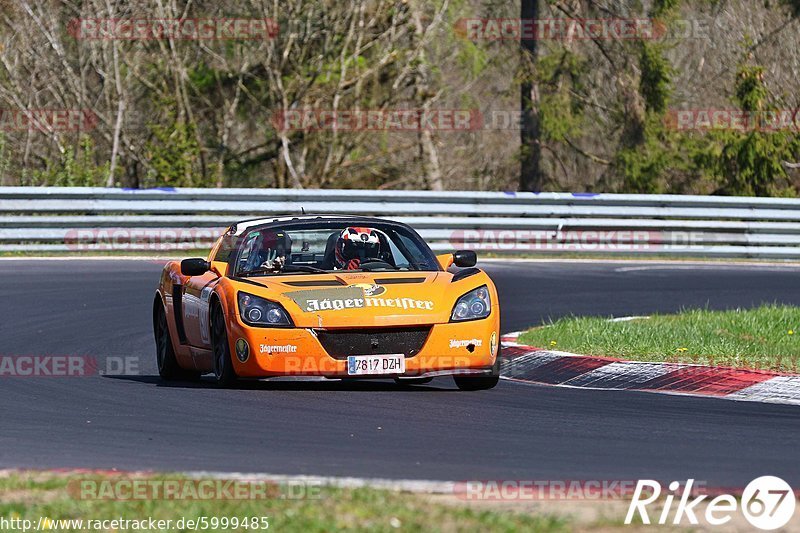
[519,0,542,192]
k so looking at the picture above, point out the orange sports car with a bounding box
[153,215,500,390]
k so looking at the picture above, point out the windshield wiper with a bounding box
[239,267,278,277]
[239,264,328,277]
[281,265,327,273]
[359,260,399,271]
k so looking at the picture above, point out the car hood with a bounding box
[231,271,462,328]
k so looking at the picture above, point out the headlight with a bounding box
[238,292,293,327]
[450,285,491,322]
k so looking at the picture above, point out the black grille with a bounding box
[315,327,431,359]
[374,277,427,285]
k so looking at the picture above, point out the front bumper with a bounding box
[228,319,498,378]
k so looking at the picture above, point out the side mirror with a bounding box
[453,250,477,268]
[210,261,229,277]
[437,253,454,270]
[181,258,211,276]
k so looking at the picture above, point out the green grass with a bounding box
[0,473,568,533]
[518,304,800,372]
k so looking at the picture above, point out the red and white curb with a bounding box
[499,332,800,406]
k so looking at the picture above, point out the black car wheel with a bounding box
[453,355,500,391]
[211,303,238,387]
[394,377,434,386]
[154,304,200,381]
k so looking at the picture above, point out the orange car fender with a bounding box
[210,277,238,332]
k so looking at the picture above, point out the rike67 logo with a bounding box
[626,477,796,530]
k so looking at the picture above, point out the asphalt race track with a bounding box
[1,259,800,487]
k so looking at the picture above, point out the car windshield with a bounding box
[233,221,440,276]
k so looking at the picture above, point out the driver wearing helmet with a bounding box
[334,227,381,270]
[254,231,291,271]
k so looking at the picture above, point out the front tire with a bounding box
[394,377,434,386]
[453,374,499,391]
[154,303,200,381]
[211,303,238,387]
[453,355,500,391]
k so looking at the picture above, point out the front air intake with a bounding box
[315,327,432,360]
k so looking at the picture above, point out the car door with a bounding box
[182,271,220,349]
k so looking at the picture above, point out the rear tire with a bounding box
[211,303,238,387]
[154,303,200,381]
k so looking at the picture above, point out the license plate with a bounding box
[347,354,405,376]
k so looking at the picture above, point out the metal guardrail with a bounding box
[3,187,800,258]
